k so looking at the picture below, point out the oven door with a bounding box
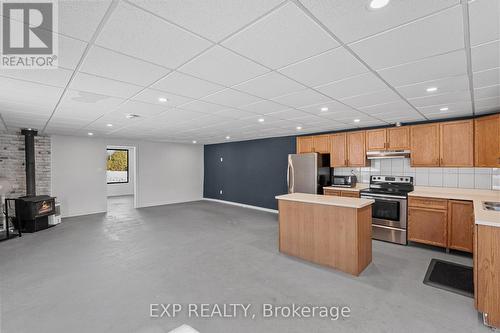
[361,194,407,229]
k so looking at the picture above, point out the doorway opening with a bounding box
[106,146,137,214]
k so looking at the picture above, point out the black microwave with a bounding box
[331,175,357,188]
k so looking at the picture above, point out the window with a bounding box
[107,149,129,184]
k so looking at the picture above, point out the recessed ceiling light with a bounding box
[126,114,140,119]
[106,123,113,127]
[192,140,197,144]
[440,107,449,112]
[354,119,361,123]
[158,97,168,103]
[258,118,265,122]
[369,0,390,9]
[426,87,438,92]
[225,136,230,140]
[296,126,303,130]
[87,132,94,136]
[320,107,329,112]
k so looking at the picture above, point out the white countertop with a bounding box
[276,193,374,209]
[323,183,369,192]
[410,186,500,228]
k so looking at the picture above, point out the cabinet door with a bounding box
[410,123,440,167]
[448,200,474,253]
[366,129,386,151]
[475,114,500,167]
[313,135,330,153]
[297,136,314,154]
[387,127,410,150]
[341,191,360,198]
[440,120,474,167]
[324,189,341,196]
[408,207,447,247]
[330,133,347,167]
[347,131,367,166]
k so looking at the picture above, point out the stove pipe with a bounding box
[21,129,37,197]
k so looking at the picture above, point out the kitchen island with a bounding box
[275,193,374,276]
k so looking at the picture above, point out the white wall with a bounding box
[51,135,204,217]
[107,146,135,197]
[334,158,500,190]
[51,135,107,218]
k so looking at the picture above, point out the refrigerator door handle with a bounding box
[288,155,295,193]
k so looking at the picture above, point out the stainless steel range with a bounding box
[360,175,414,245]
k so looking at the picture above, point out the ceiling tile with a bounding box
[279,47,367,87]
[340,89,402,108]
[471,40,500,72]
[0,68,73,88]
[222,2,338,68]
[132,88,193,107]
[71,72,143,99]
[359,100,416,116]
[300,100,354,115]
[396,75,470,99]
[267,108,314,120]
[473,67,500,88]
[475,84,500,100]
[408,90,471,107]
[349,6,464,69]
[417,101,473,115]
[213,108,259,119]
[179,100,227,114]
[299,0,458,43]
[271,89,330,108]
[58,35,87,69]
[475,96,500,113]
[59,0,113,41]
[468,0,500,46]
[81,46,171,86]
[56,90,126,121]
[151,71,224,99]
[202,88,262,108]
[239,100,288,114]
[234,72,304,99]
[95,1,211,68]
[378,50,468,86]
[113,100,169,118]
[179,46,268,86]
[130,0,285,42]
[316,72,388,99]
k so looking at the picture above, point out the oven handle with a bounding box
[361,194,406,200]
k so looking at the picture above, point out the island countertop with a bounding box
[276,193,374,209]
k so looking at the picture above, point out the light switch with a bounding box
[219,190,223,195]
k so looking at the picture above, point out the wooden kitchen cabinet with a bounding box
[366,128,386,151]
[366,127,410,151]
[296,136,314,154]
[410,123,440,167]
[448,200,474,253]
[324,188,360,198]
[340,191,360,198]
[475,114,500,167]
[387,126,410,150]
[330,133,347,167]
[408,206,448,248]
[313,135,330,153]
[475,224,500,329]
[347,131,368,166]
[440,120,474,167]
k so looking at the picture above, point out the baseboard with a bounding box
[203,198,278,214]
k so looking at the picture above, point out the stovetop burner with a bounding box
[360,175,414,197]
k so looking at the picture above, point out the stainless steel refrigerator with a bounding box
[287,153,331,194]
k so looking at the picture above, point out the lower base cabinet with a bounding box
[475,224,500,329]
[324,188,360,198]
[408,197,473,253]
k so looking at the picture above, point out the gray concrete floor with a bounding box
[0,196,490,333]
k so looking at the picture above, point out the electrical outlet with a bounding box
[220,157,223,162]
[219,190,223,195]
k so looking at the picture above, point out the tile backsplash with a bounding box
[334,158,500,190]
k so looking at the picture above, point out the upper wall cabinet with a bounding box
[297,135,330,154]
[410,123,440,167]
[347,131,368,167]
[440,120,474,167]
[330,133,347,167]
[296,136,314,154]
[475,114,500,167]
[366,127,410,151]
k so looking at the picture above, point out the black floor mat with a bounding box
[423,259,474,298]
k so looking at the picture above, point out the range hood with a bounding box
[367,150,410,159]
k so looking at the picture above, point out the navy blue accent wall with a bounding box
[204,136,296,210]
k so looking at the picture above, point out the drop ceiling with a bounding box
[0,0,498,144]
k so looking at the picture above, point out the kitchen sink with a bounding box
[482,201,500,212]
